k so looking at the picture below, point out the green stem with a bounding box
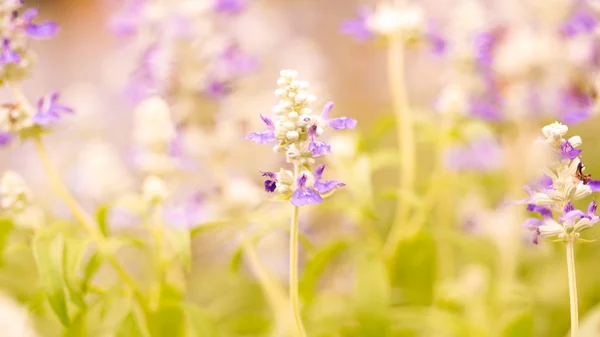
[566,240,579,337]
[290,164,306,337]
[382,27,416,261]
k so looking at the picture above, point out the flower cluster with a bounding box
[244,70,356,206]
[521,122,600,244]
[0,0,58,84]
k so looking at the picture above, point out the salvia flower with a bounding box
[521,122,600,243]
[33,92,74,126]
[245,70,356,206]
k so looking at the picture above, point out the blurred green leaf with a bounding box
[300,240,347,304]
[96,205,110,237]
[63,310,86,337]
[390,231,437,306]
[183,303,220,337]
[0,217,14,265]
[116,307,151,337]
[63,238,89,310]
[81,252,105,293]
[33,232,70,327]
[149,304,186,337]
[164,227,191,271]
[503,311,534,337]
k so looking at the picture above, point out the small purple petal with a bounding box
[25,22,59,39]
[314,180,346,194]
[588,200,597,216]
[204,80,231,99]
[321,101,334,120]
[308,141,331,157]
[297,174,307,188]
[20,8,38,22]
[260,114,274,130]
[523,218,543,229]
[559,210,586,223]
[260,171,276,179]
[264,180,277,193]
[328,117,357,130]
[291,186,323,206]
[340,6,374,42]
[531,229,540,245]
[243,130,275,144]
[530,205,553,219]
[314,164,325,181]
[308,124,318,137]
[560,141,581,160]
[539,175,554,190]
[589,180,600,192]
[564,201,575,213]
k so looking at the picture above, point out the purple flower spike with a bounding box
[214,0,246,14]
[33,92,74,126]
[312,164,345,194]
[341,5,374,42]
[243,114,276,144]
[560,141,581,160]
[0,39,20,65]
[260,170,277,193]
[291,174,323,207]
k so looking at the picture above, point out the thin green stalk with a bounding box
[383,28,416,261]
[290,164,306,337]
[566,240,578,337]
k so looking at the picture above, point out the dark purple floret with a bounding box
[260,171,277,193]
[564,201,575,213]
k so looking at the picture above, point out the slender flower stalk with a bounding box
[289,164,305,337]
[383,19,416,261]
[566,240,578,336]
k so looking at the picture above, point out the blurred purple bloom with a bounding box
[33,92,73,126]
[426,23,446,55]
[0,133,13,146]
[17,8,59,39]
[313,164,345,194]
[0,39,20,65]
[561,11,597,37]
[243,114,276,144]
[110,0,144,36]
[260,171,277,193]
[321,101,357,130]
[126,44,169,102]
[538,175,554,190]
[203,80,231,99]
[527,204,553,219]
[522,218,543,244]
[560,140,581,160]
[444,138,504,172]
[469,95,504,121]
[307,124,331,157]
[560,86,595,124]
[163,195,205,229]
[221,44,257,75]
[291,174,323,206]
[589,180,600,192]
[341,5,374,42]
[214,0,246,14]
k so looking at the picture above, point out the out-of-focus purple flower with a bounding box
[444,138,504,172]
[163,194,205,229]
[321,101,357,130]
[126,44,170,103]
[0,133,13,146]
[0,39,20,65]
[110,0,144,37]
[291,174,322,207]
[307,124,331,157]
[561,11,597,37]
[261,171,277,193]
[15,8,59,39]
[214,0,246,14]
[469,95,504,121]
[312,164,345,195]
[426,23,446,55]
[523,204,553,244]
[560,140,582,160]
[203,80,231,99]
[341,5,374,42]
[33,92,73,126]
[221,44,257,76]
[243,114,276,144]
[560,86,595,124]
[527,204,553,219]
[538,175,554,191]
[589,180,600,192]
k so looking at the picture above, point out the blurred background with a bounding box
[2,0,600,336]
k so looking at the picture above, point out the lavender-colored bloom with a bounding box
[243,114,276,144]
[469,95,503,121]
[203,79,230,99]
[109,0,144,37]
[19,8,59,39]
[0,39,20,65]
[291,174,323,207]
[214,0,246,14]
[527,204,553,219]
[538,175,554,190]
[564,201,575,213]
[220,44,257,76]
[321,101,357,130]
[33,92,73,126]
[0,133,13,146]
[341,5,374,42]
[587,200,597,216]
[426,23,446,55]
[561,11,597,37]
[312,164,345,194]
[307,124,331,157]
[260,171,277,193]
[444,138,504,172]
[560,86,594,124]
[560,140,581,160]
[589,180,600,192]
[522,218,543,244]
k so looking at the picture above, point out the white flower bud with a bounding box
[277,77,287,86]
[142,175,167,204]
[542,122,568,141]
[286,130,299,141]
[568,136,582,148]
[0,171,30,212]
[272,105,286,115]
[288,91,297,98]
[289,81,300,89]
[282,121,295,130]
[288,111,299,119]
[294,93,307,103]
[275,88,287,98]
[306,95,317,103]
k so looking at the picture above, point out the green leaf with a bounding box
[149,304,186,337]
[229,246,244,273]
[300,240,347,303]
[503,311,533,337]
[81,252,105,293]
[33,232,70,327]
[390,231,437,306]
[0,217,13,265]
[183,303,220,337]
[352,243,390,336]
[96,205,110,237]
[116,306,151,337]
[164,227,191,271]
[63,310,86,337]
[63,238,90,309]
